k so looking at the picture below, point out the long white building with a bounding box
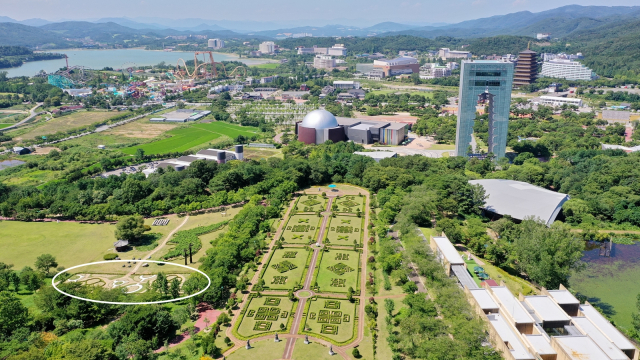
[259,41,275,54]
[439,48,472,59]
[207,39,225,49]
[541,59,596,80]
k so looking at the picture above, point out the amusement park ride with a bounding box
[46,55,93,89]
[174,51,246,80]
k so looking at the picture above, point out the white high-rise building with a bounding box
[540,59,596,81]
[259,41,276,54]
[208,39,225,49]
[314,55,335,69]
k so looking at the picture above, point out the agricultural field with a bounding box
[315,249,360,294]
[235,295,296,339]
[333,195,365,214]
[281,214,321,244]
[15,110,117,141]
[295,194,327,213]
[260,248,311,291]
[301,297,357,344]
[325,215,363,245]
[121,121,258,155]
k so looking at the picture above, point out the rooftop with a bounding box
[468,179,569,226]
[571,317,629,360]
[432,236,465,265]
[553,336,611,360]
[523,335,556,356]
[468,288,499,311]
[547,290,580,305]
[523,296,571,323]
[490,286,535,324]
[580,304,635,351]
[353,151,397,160]
[487,314,535,360]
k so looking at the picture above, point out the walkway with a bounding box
[2,103,43,132]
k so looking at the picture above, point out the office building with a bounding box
[439,48,472,59]
[207,38,225,49]
[259,41,275,54]
[541,59,596,80]
[373,56,420,77]
[314,55,335,69]
[419,63,451,79]
[295,109,408,145]
[455,60,514,159]
[537,96,583,107]
[513,49,538,87]
[297,44,347,56]
[333,81,360,89]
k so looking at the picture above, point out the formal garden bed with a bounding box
[313,248,361,294]
[281,215,321,244]
[233,294,297,340]
[295,194,327,213]
[300,297,358,345]
[333,195,365,214]
[325,215,364,245]
[259,248,313,291]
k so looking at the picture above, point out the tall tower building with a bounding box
[513,49,537,87]
[455,60,514,159]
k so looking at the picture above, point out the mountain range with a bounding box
[2,5,640,48]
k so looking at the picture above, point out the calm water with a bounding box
[4,49,268,77]
[0,160,26,171]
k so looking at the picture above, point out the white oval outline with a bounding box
[51,260,211,305]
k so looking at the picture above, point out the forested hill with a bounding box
[0,46,66,69]
[0,22,77,48]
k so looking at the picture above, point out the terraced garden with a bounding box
[281,215,321,244]
[234,294,296,339]
[260,248,312,291]
[301,297,357,344]
[315,249,360,294]
[325,215,363,245]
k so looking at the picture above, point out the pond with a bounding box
[570,241,640,330]
[0,159,26,171]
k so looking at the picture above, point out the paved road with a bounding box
[369,146,454,158]
[127,216,189,276]
[2,103,43,131]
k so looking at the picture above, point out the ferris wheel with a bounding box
[120,62,138,79]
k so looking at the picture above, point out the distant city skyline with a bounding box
[2,0,639,27]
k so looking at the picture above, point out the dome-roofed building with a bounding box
[297,109,346,144]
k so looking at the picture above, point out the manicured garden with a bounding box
[260,248,311,290]
[295,194,327,213]
[301,297,357,344]
[315,249,360,294]
[325,215,363,245]
[281,215,321,244]
[226,338,286,360]
[235,294,296,339]
[333,195,365,214]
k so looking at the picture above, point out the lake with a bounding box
[570,241,640,330]
[3,49,269,77]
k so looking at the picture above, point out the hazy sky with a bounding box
[2,0,640,25]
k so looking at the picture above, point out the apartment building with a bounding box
[540,59,596,80]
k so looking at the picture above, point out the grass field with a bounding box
[236,295,295,338]
[261,248,311,291]
[252,63,279,69]
[369,89,434,98]
[281,215,321,244]
[302,297,356,344]
[316,249,360,294]
[0,123,15,129]
[333,195,365,214]
[121,122,259,155]
[427,144,455,150]
[295,195,327,213]
[291,340,336,360]
[227,338,286,360]
[16,110,117,140]
[376,297,406,360]
[244,147,283,160]
[325,215,362,245]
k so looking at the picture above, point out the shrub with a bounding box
[352,348,361,358]
[103,253,118,260]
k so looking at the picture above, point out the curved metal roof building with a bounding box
[469,179,569,226]
[301,109,339,129]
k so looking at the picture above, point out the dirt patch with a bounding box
[103,122,178,139]
[20,111,117,139]
[32,146,59,155]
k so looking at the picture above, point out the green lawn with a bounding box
[291,339,338,360]
[252,63,279,69]
[281,215,321,244]
[476,256,537,296]
[0,221,118,269]
[261,248,311,291]
[427,144,455,150]
[227,338,286,360]
[236,295,295,339]
[333,195,365,214]
[464,259,484,286]
[316,249,360,294]
[0,123,13,129]
[325,215,363,245]
[369,89,434,98]
[301,297,357,344]
[121,122,258,155]
[295,195,327,213]
[376,297,406,360]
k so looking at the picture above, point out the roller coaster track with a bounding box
[174,51,247,80]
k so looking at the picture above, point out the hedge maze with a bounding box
[237,295,294,338]
[272,260,297,273]
[303,298,355,343]
[334,195,364,213]
[317,249,360,293]
[260,248,309,290]
[326,215,362,244]
[327,263,354,276]
[282,215,320,244]
[296,195,327,212]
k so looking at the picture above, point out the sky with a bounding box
[2,0,640,26]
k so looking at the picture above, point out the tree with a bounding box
[384,298,395,316]
[403,281,418,294]
[347,286,354,302]
[170,278,181,298]
[115,215,146,241]
[153,273,169,296]
[632,292,640,339]
[216,312,231,326]
[135,148,145,159]
[352,348,361,358]
[0,291,30,338]
[35,254,58,276]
